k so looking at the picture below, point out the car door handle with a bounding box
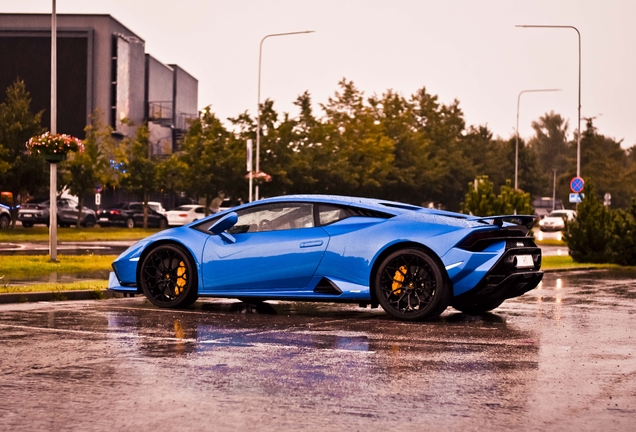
[300,240,324,248]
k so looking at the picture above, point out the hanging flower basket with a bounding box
[26,132,84,163]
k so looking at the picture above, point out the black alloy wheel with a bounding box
[139,244,198,308]
[375,248,449,321]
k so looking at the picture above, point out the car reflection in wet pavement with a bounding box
[0,270,635,431]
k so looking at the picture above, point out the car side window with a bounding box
[130,204,142,211]
[228,203,314,234]
[195,207,204,214]
[318,204,351,226]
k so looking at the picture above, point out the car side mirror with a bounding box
[209,212,238,243]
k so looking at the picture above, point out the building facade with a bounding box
[0,13,198,153]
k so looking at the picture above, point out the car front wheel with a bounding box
[0,214,9,229]
[139,244,198,308]
[374,248,449,321]
[126,218,135,229]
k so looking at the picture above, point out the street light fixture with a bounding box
[515,88,561,190]
[516,24,582,178]
[254,30,315,202]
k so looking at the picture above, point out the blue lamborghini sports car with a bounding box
[108,195,543,321]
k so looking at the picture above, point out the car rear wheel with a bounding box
[452,299,505,315]
[374,248,449,321]
[83,216,96,228]
[126,218,135,229]
[139,244,198,308]
[0,215,10,229]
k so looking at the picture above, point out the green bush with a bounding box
[564,181,636,265]
[461,176,533,216]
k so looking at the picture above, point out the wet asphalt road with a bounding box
[1,270,635,431]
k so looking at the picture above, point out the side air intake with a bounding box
[313,278,343,295]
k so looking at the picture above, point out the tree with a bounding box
[120,124,159,228]
[0,79,45,228]
[564,181,615,263]
[61,110,117,227]
[528,111,570,195]
[461,176,533,216]
[180,107,245,213]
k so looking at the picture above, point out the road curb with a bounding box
[0,289,129,304]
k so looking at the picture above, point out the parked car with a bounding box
[18,197,97,228]
[97,202,168,229]
[148,201,166,215]
[109,194,543,320]
[166,205,206,226]
[539,209,577,232]
[0,204,11,229]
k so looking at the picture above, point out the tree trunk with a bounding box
[205,194,212,217]
[76,194,84,228]
[10,192,18,229]
[143,192,149,229]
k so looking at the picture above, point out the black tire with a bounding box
[22,222,33,228]
[0,215,10,229]
[126,218,135,229]
[374,248,449,321]
[452,299,505,315]
[158,219,167,229]
[139,244,198,308]
[83,216,96,228]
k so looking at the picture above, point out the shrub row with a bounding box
[564,182,636,265]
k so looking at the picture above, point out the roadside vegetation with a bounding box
[0,227,160,242]
[0,254,115,280]
[0,280,108,294]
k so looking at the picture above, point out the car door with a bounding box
[200,203,329,292]
[57,199,78,224]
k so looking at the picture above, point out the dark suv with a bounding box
[97,202,168,228]
[18,197,97,228]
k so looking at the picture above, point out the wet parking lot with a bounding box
[1,270,635,431]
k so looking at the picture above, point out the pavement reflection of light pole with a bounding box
[516,24,582,178]
[255,30,314,201]
[515,88,561,190]
[50,0,58,262]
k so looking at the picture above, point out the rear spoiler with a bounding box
[466,215,536,230]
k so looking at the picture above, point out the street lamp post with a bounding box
[515,88,561,190]
[50,0,58,261]
[255,30,314,201]
[516,24,582,178]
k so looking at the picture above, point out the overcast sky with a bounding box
[3,0,635,148]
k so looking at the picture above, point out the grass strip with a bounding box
[534,238,566,247]
[541,255,622,270]
[0,226,162,242]
[0,254,116,279]
[0,280,108,294]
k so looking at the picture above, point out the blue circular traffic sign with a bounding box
[570,176,584,193]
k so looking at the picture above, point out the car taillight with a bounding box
[179,213,187,217]
[110,210,120,215]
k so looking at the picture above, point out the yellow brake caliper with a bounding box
[392,265,407,295]
[175,261,187,295]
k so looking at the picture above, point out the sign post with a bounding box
[569,176,584,204]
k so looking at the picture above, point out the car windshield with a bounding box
[550,211,569,217]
